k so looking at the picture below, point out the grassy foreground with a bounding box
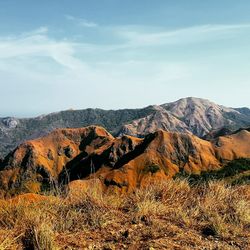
[0,179,249,250]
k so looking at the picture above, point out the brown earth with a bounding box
[0,180,249,250]
[0,125,250,196]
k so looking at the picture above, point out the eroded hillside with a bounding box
[0,125,250,197]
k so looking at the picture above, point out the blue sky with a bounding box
[0,0,250,117]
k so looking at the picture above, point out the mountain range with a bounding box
[0,97,250,158]
[0,125,250,197]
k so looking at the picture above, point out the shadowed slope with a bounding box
[0,126,114,196]
[0,126,250,196]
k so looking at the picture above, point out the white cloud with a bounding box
[65,15,98,28]
[0,28,83,71]
[22,26,49,36]
[0,23,250,116]
[1,22,249,64]
[115,23,250,47]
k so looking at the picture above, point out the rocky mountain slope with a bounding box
[1,97,250,158]
[0,106,156,158]
[162,97,248,135]
[117,106,190,137]
[0,125,250,197]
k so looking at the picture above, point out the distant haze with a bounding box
[0,0,250,117]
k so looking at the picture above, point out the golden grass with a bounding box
[0,179,249,249]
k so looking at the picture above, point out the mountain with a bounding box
[162,97,250,136]
[0,125,250,197]
[117,106,190,137]
[0,97,250,158]
[0,106,156,158]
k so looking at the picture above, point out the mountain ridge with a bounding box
[1,97,250,158]
[0,125,250,197]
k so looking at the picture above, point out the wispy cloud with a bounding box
[0,22,250,115]
[65,15,98,28]
[1,23,249,70]
[0,27,83,70]
[115,23,250,47]
[22,26,49,36]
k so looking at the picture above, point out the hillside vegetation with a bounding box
[0,179,249,249]
[0,124,249,249]
[176,158,250,185]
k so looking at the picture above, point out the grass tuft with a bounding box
[0,179,249,249]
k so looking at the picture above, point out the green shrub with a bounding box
[143,164,160,174]
[174,158,250,185]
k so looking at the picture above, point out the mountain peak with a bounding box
[161,97,244,136]
[0,97,250,158]
[163,97,220,109]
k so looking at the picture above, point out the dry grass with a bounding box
[0,179,249,249]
